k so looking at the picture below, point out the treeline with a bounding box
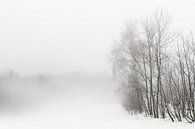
[111,9,195,123]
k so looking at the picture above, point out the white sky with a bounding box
[0,0,194,75]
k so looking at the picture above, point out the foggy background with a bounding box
[0,0,194,75]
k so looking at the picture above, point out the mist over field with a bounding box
[0,73,192,129]
[0,73,114,112]
[0,73,122,129]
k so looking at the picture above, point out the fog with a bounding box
[0,0,195,75]
[0,73,115,114]
[0,0,195,128]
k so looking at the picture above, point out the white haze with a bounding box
[0,0,195,75]
[0,0,194,129]
[0,75,193,129]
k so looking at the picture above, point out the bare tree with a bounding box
[111,9,195,123]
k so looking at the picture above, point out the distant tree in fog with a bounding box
[37,74,51,83]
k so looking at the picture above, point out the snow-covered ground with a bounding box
[0,74,193,129]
